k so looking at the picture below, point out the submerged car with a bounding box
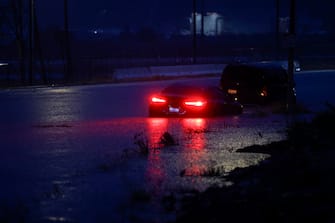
[220,62,296,104]
[148,83,243,117]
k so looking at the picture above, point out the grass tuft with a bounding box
[159,131,178,146]
[133,132,150,155]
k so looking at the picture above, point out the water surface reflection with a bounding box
[143,115,281,192]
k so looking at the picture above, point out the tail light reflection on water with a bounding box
[146,117,207,150]
[146,118,169,148]
[181,118,207,176]
[146,118,209,190]
[146,118,168,194]
[182,118,207,150]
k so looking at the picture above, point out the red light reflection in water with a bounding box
[147,118,169,148]
[182,118,207,150]
[146,118,168,194]
[181,118,207,176]
[146,118,209,192]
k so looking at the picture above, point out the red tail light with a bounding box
[151,96,166,103]
[184,99,207,107]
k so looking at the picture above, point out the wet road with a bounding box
[1,70,334,124]
[0,70,334,222]
[0,78,221,124]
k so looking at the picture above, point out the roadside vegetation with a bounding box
[176,105,335,223]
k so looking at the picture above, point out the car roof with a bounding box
[224,62,288,81]
[162,82,219,95]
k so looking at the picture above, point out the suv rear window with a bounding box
[222,64,264,85]
[222,64,288,85]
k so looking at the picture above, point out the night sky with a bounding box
[35,0,273,33]
[30,0,334,32]
[29,0,335,34]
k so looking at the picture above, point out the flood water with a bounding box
[1,71,334,222]
[1,112,286,222]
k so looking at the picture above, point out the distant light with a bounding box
[93,30,98,35]
[189,12,224,36]
[0,63,8,66]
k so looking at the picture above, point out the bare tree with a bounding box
[33,3,47,84]
[0,0,48,85]
[63,0,72,82]
[9,0,27,84]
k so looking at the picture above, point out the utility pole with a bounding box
[64,0,72,82]
[192,0,197,64]
[28,0,34,85]
[275,0,280,60]
[33,6,47,84]
[287,0,296,113]
[201,0,204,38]
[10,0,26,84]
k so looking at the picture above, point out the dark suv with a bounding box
[220,62,296,104]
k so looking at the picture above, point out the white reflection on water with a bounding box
[32,87,83,123]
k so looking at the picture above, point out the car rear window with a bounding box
[264,68,288,83]
[162,84,206,95]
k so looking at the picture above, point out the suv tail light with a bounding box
[260,87,268,97]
